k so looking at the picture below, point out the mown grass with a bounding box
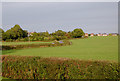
[3,36,118,61]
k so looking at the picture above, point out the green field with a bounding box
[2,36,118,61]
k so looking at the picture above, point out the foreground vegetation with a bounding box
[2,55,119,79]
[3,36,118,61]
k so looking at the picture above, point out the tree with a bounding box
[109,33,112,36]
[23,30,28,38]
[71,28,84,38]
[51,30,66,41]
[65,33,70,39]
[54,30,66,36]
[88,34,91,36]
[44,31,49,37]
[0,28,4,36]
[0,28,4,33]
[0,28,4,40]
[3,24,28,40]
[31,32,39,37]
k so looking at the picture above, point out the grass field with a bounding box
[2,36,118,61]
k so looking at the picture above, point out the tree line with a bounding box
[0,24,85,42]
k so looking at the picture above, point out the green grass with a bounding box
[1,41,52,45]
[3,36,118,61]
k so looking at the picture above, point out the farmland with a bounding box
[2,36,118,61]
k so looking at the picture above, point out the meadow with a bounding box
[2,36,118,61]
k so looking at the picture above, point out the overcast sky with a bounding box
[2,2,118,33]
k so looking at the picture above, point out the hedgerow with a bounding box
[1,40,72,50]
[2,56,119,79]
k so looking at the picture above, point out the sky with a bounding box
[1,0,119,2]
[1,2,118,33]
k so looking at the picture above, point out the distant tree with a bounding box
[67,31,73,38]
[3,24,28,41]
[71,28,84,38]
[51,32,55,36]
[44,31,49,37]
[31,32,38,37]
[0,28,4,36]
[41,31,49,37]
[88,34,91,36]
[2,33,6,41]
[0,28,4,33]
[94,34,97,36]
[38,31,49,37]
[23,30,28,38]
[51,30,66,41]
[109,33,112,36]
[0,28,4,40]
[2,25,86,41]
[65,33,71,39]
[29,31,50,41]
[54,30,66,36]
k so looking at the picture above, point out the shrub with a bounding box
[2,40,71,50]
[5,39,13,42]
[2,56,119,79]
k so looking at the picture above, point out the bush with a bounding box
[2,56,119,79]
[44,37,49,41]
[5,39,13,42]
[2,43,51,50]
[2,40,71,50]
